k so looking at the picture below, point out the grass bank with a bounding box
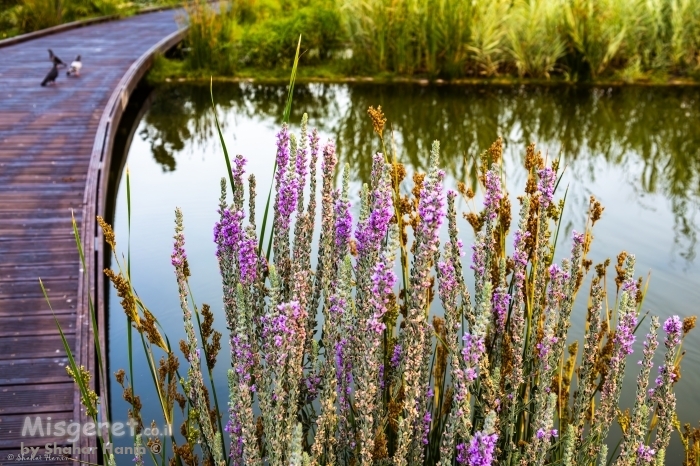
[0,0,176,39]
[150,0,700,84]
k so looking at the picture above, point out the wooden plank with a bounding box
[0,383,74,414]
[0,358,71,386]
[0,314,75,338]
[0,412,74,449]
[0,334,75,360]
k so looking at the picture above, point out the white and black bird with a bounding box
[67,55,82,77]
[41,62,59,86]
[48,49,65,66]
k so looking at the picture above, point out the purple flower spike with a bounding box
[355,154,393,258]
[334,192,353,254]
[367,260,396,335]
[492,287,511,333]
[466,430,498,466]
[391,344,402,369]
[233,154,246,187]
[663,315,682,347]
[275,126,290,188]
[637,443,655,463]
[537,167,556,209]
[483,170,503,221]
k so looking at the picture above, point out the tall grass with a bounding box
[344,0,700,79]
[184,0,238,75]
[180,0,700,80]
[183,0,344,74]
[2,0,172,35]
[9,0,121,31]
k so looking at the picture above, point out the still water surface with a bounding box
[108,83,700,462]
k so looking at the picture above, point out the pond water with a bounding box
[108,82,700,463]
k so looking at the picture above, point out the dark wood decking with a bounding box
[0,12,184,465]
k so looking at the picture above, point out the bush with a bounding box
[238,0,344,68]
[9,0,122,33]
[185,1,237,75]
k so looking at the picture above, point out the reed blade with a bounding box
[259,35,302,260]
[210,77,236,197]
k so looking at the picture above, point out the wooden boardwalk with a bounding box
[0,11,184,465]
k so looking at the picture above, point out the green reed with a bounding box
[185,0,238,76]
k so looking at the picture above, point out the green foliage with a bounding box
[11,0,122,31]
[0,0,174,36]
[507,0,567,78]
[185,1,237,75]
[239,1,343,67]
[182,0,343,74]
[171,0,700,81]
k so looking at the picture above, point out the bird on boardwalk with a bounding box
[48,49,65,66]
[41,62,59,86]
[67,55,82,77]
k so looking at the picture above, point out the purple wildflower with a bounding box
[483,169,503,221]
[304,373,322,399]
[422,410,432,445]
[456,443,468,465]
[355,155,393,258]
[274,125,290,189]
[616,305,637,357]
[261,301,306,366]
[334,191,353,254]
[275,170,299,232]
[296,132,308,191]
[637,444,655,463]
[391,344,402,369]
[471,239,485,274]
[492,287,511,333]
[537,167,556,209]
[417,168,446,239]
[171,225,187,268]
[233,154,246,188]
[466,430,498,466]
[238,230,258,284]
[461,334,485,384]
[367,260,396,335]
[663,315,682,347]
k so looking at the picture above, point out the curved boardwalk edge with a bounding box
[76,26,187,464]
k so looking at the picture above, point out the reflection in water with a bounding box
[140,83,700,260]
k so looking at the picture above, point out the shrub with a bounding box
[184,0,237,75]
[238,0,344,68]
[11,0,122,32]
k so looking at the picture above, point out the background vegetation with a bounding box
[0,0,177,39]
[169,0,700,82]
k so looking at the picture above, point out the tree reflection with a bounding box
[136,82,700,259]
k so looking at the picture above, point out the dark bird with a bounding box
[67,55,82,77]
[41,63,59,86]
[48,49,65,66]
